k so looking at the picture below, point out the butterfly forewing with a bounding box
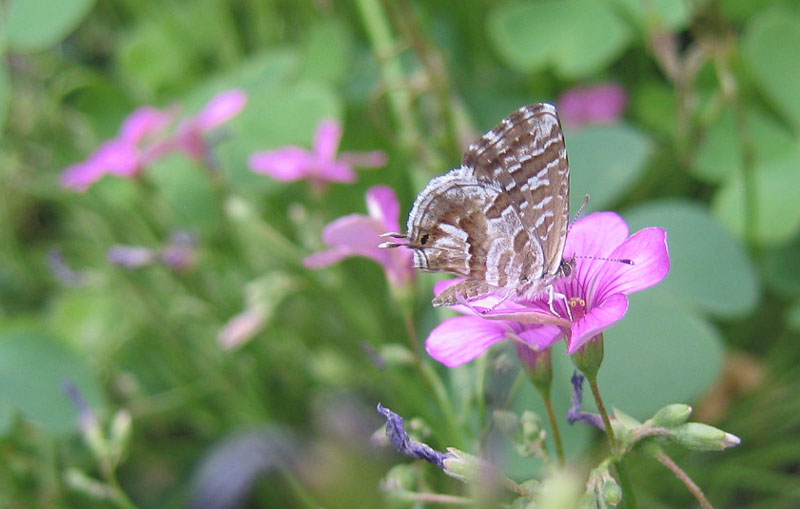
[462,103,570,278]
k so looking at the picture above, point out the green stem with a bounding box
[419,361,466,448]
[586,376,617,453]
[354,0,419,154]
[654,450,714,509]
[541,393,565,466]
[587,376,637,508]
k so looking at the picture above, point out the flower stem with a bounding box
[419,361,466,449]
[586,376,617,453]
[541,392,565,466]
[586,376,637,508]
[655,449,714,509]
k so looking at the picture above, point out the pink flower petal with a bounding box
[249,148,315,181]
[313,119,342,162]
[425,316,510,367]
[517,325,563,350]
[565,212,631,287]
[316,160,356,183]
[366,186,401,233]
[338,150,388,168]
[303,247,351,269]
[95,140,140,177]
[120,106,173,143]
[558,83,627,127]
[322,215,385,250]
[192,89,247,132]
[594,227,670,300]
[567,293,628,354]
[218,308,265,350]
[61,160,106,191]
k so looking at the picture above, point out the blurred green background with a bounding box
[1,0,800,507]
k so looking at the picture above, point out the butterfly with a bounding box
[382,103,573,310]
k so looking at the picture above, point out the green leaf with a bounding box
[693,107,799,184]
[605,0,690,31]
[762,234,800,297]
[712,148,800,245]
[117,22,195,98]
[625,200,760,317]
[0,63,8,134]
[219,80,341,194]
[742,9,800,131]
[300,20,353,85]
[631,81,676,139]
[568,123,652,212]
[0,330,104,435]
[149,155,220,232]
[488,0,631,78]
[4,0,94,52]
[600,291,725,419]
[787,300,800,333]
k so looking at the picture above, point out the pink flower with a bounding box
[557,83,627,128]
[304,186,414,287]
[174,89,247,161]
[61,89,247,191]
[61,107,174,191]
[248,119,387,190]
[425,212,669,367]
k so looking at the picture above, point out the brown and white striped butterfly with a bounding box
[382,103,573,308]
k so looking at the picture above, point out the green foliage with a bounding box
[0,0,797,507]
[0,330,104,435]
[3,0,95,52]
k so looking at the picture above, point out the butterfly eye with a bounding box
[420,234,430,245]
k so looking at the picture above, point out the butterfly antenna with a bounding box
[568,194,590,231]
[574,254,634,265]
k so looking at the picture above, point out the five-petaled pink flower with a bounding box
[248,119,387,190]
[425,212,669,367]
[304,186,414,287]
[558,83,627,128]
[61,89,247,191]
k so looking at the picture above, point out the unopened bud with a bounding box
[380,464,418,493]
[570,335,604,380]
[603,477,622,505]
[443,448,498,484]
[650,404,692,428]
[671,423,741,451]
[109,410,132,458]
[65,468,113,500]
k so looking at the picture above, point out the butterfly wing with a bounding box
[404,167,534,300]
[462,103,570,279]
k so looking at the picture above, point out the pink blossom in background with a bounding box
[557,83,628,128]
[61,107,174,191]
[304,186,414,287]
[61,89,247,191]
[175,89,248,161]
[425,212,669,367]
[249,119,387,190]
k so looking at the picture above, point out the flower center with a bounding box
[568,297,587,321]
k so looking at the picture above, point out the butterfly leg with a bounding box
[546,285,573,321]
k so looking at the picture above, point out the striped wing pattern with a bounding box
[404,103,570,306]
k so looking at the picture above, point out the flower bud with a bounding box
[570,334,604,380]
[671,423,741,451]
[109,410,132,460]
[515,344,552,394]
[443,448,498,484]
[65,468,112,500]
[650,404,692,428]
[603,476,622,506]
